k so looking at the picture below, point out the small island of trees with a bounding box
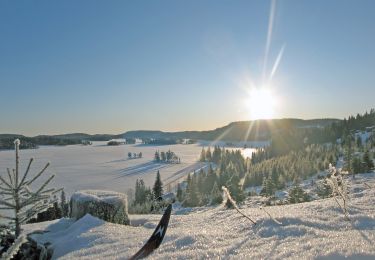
[154,150,181,164]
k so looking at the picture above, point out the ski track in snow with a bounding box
[24,173,375,259]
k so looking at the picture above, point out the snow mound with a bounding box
[71,190,130,225]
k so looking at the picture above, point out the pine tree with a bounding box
[260,176,276,197]
[206,147,212,162]
[204,164,216,194]
[200,148,206,162]
[154,151,160,162]
[288,185,310,204]
[212,146,221,164]
[210,181,222,205]
[183,173,199,207]
[356,136,362,149]
[176,183,183,202]
[153,170,163,199]
[345,135,353,177]
[363,150,374,172]
[160,151,166,162]
[0,139,61,237]
[352,157,362,175]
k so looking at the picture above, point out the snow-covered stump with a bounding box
[70,190,130,225]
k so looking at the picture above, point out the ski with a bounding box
[129,204,172,260]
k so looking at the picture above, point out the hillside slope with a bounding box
[26,173,375,259]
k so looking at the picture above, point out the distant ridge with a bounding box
[121,118,340,141]
[0,118,340,145]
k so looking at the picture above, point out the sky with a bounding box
[1,0,375,135]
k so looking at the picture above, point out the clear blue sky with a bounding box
[1,0,375,135]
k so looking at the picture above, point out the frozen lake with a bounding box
[0,141,259,199]
[0,142,206,198]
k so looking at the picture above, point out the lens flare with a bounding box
[246,88,276,120]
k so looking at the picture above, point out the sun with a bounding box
[246,88,276,120]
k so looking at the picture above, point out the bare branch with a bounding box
[0,175,13,189]
[0,199,15,208]
[25,162,50,186]
[18,158,34,188]
[6,168,13,187]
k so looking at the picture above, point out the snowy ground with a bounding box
[25,173,375,259]
[0,142,205,197]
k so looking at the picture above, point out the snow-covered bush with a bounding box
[70,190,130,225]
[326,164,350,220]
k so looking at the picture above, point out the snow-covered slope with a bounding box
[26,173,375,259]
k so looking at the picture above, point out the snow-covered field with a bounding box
[0,142,204,197]
[25,173,375,259]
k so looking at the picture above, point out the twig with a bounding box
[364,183,373,189]
[260,206,282,225]
[222,186,256,225]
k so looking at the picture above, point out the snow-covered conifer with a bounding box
[0,139,61,237]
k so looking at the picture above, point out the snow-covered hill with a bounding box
[25,173,375,259]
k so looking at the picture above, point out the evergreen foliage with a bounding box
[180,148,246,207]
[0,139,61,237]
[153,171,163,199]
[363,150,374,172]
[210,182,223,205]
[288,185,310,204]
[199,148,206,162]
[244,144,337,190]
[154,150,180,163]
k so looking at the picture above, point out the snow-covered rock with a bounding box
[70,190,130,225]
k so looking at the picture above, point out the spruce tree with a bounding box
[60,190,69,217]
[160,151,166,162]
[0,139,61,237]
[176,183,183,202]
[154,151,160,162]
[200,148,206,162]
[210,181,223,205]
[212,146,221,164]
[204,164,216,194]
[153,170,163,199]
[352,157,362,175]
[345,135,353,177]
[288,185,310,204]
[206,147,212,162]
[363,150,374,172]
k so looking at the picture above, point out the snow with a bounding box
[25,173,375,259]
[71,190,127,205]
[354,131,372,145]
[0,142,205,197]
[70,190,129,224]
